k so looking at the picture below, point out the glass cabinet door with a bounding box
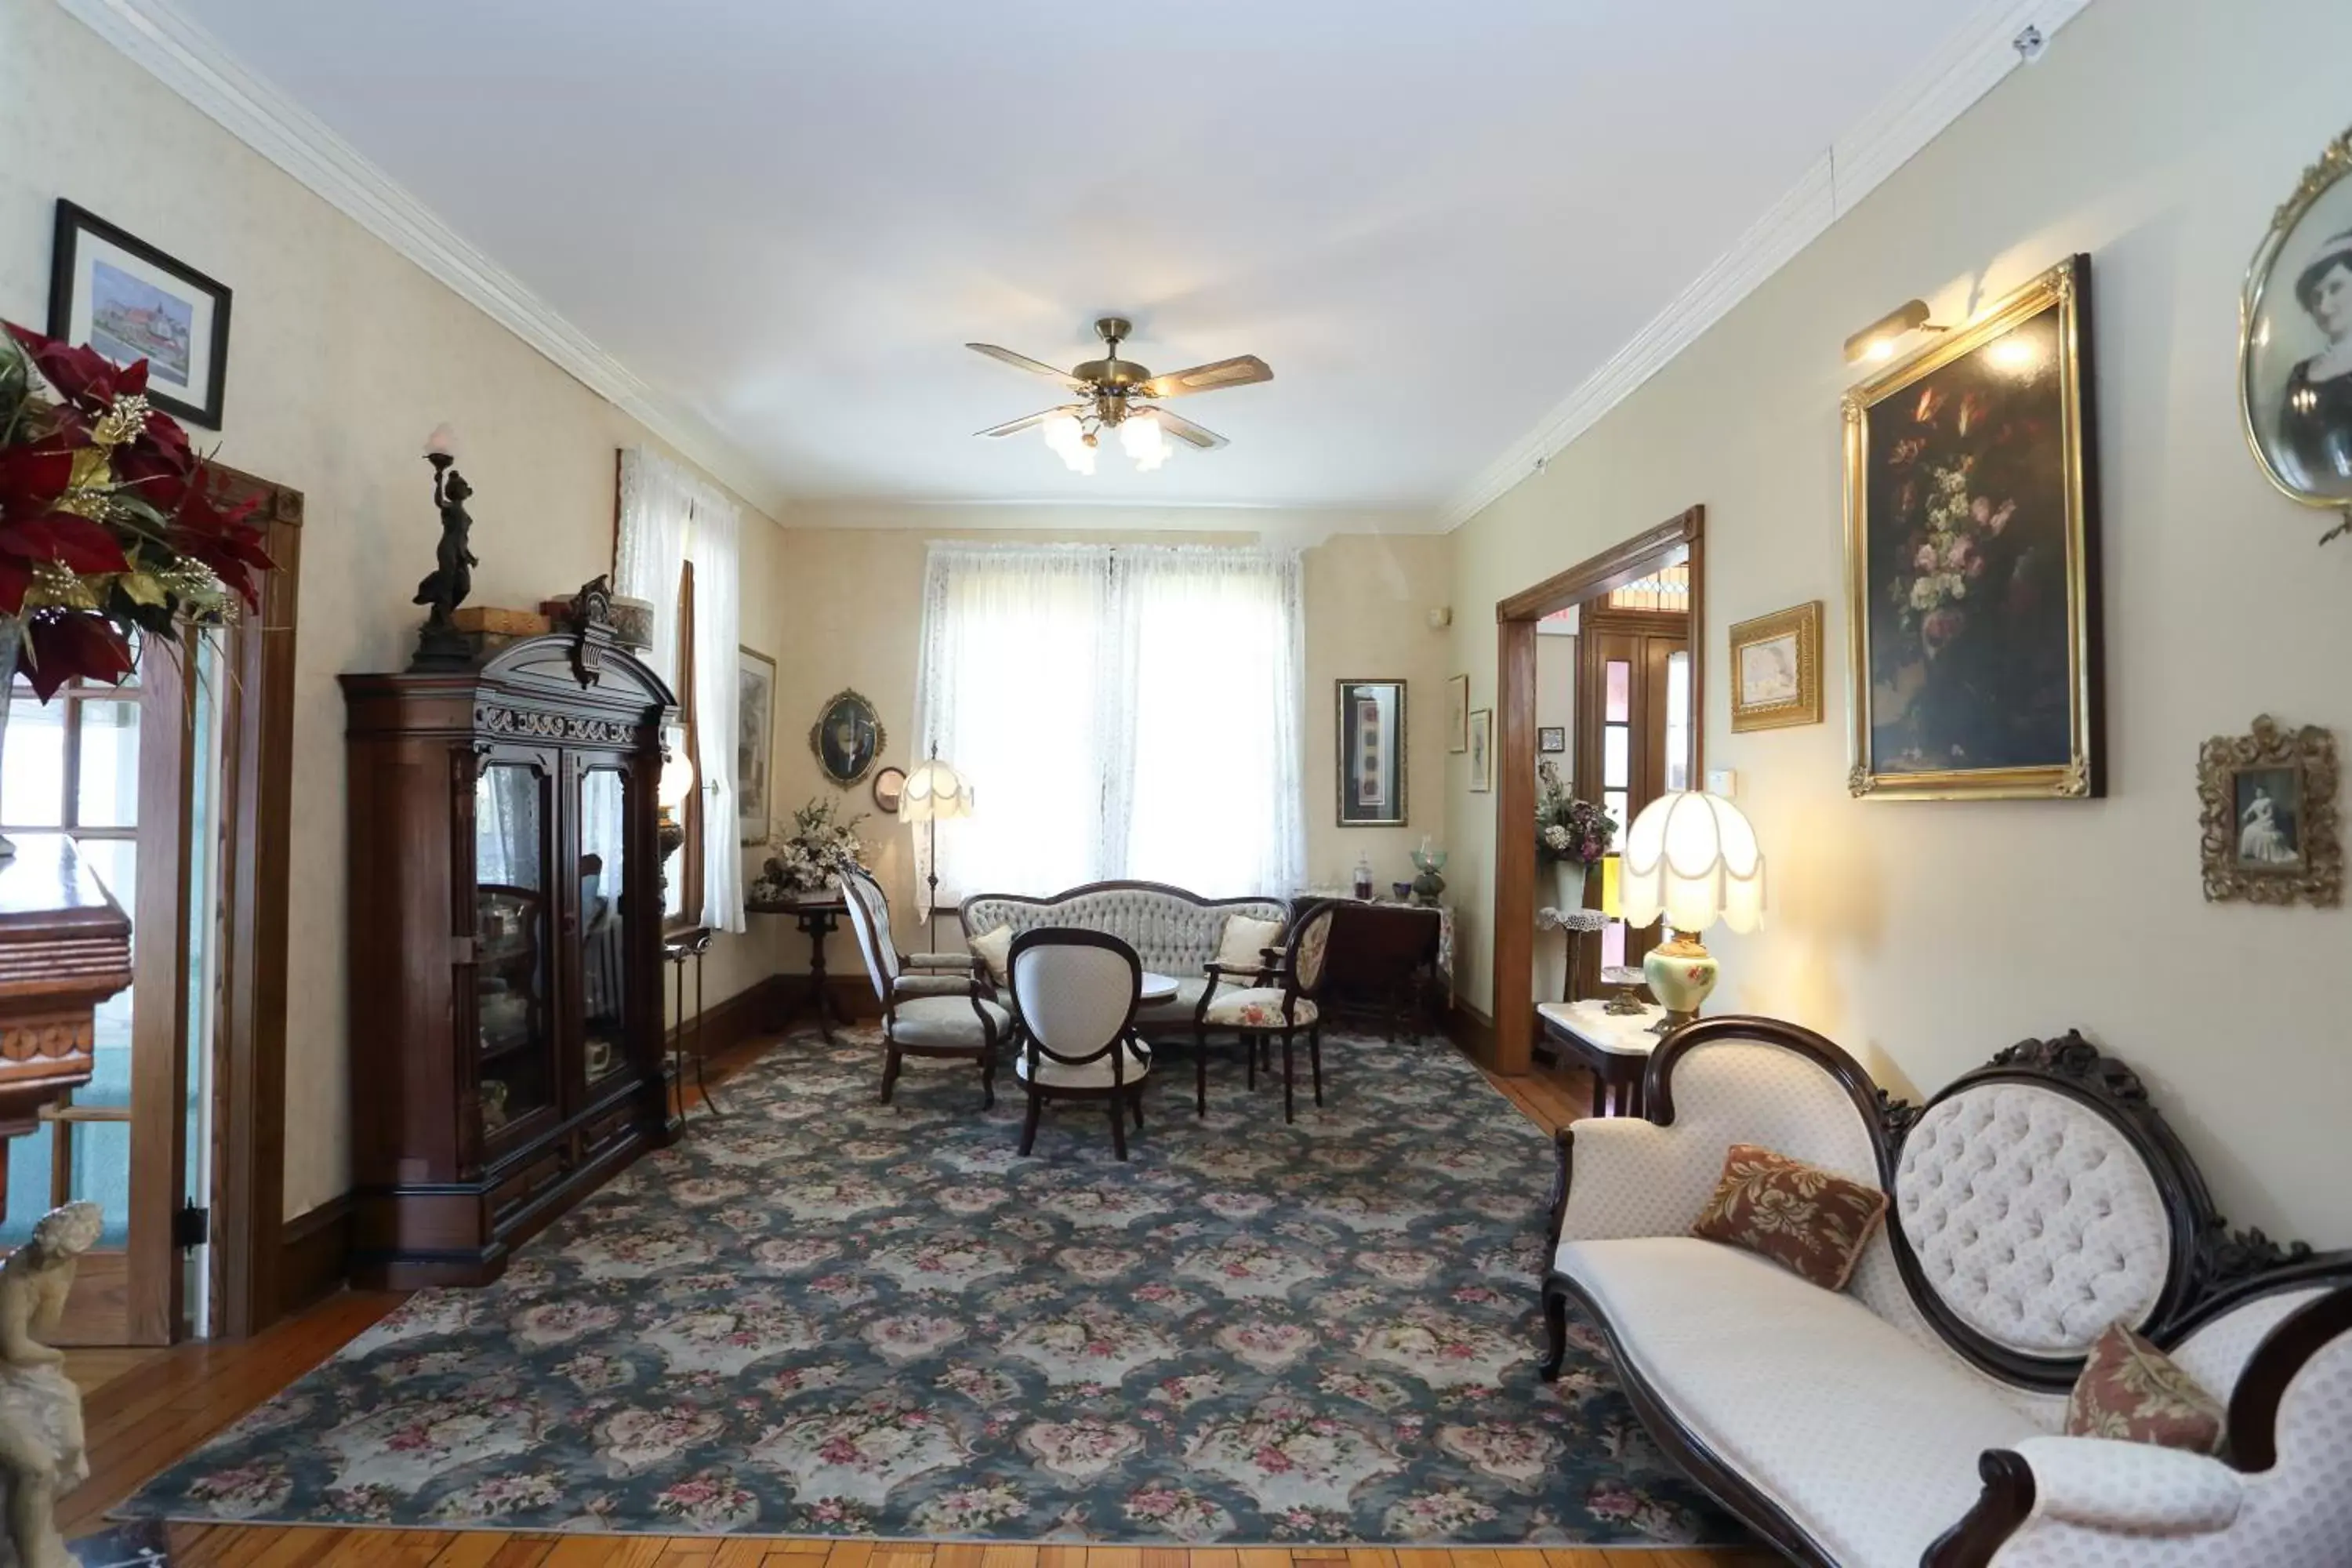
[474,759,555,1137]
[577,766,631,1089]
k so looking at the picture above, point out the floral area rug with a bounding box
[121,1027,1745,1547]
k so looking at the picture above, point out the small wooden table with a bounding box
[662,926,719,1119]
[1537,996,1669,1118]
[749,892,849,1043]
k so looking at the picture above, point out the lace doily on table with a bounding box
[1538,906,1612,933]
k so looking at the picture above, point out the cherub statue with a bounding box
[413,456,478,626]
[0,1201,102,1568]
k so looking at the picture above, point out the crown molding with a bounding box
[54,0,790,518]
[1436,0,2093,532]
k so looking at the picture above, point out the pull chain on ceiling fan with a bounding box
[966,317,1272,474]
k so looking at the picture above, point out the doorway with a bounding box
[1490,507,1704,1075]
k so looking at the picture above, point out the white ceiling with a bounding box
[165,0,1993,516]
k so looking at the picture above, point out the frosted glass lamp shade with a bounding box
[657,725,695,811]
[1617,790,1764,935]
[900,758,972,822]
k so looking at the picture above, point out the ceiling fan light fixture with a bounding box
[1040,410,1093,474]
[1121,409,1170,472]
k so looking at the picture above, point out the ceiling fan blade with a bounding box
[1150,408,1229,449]
[967,343,1087,391]
[1138,354,1272,400]
[973,407,1074,439]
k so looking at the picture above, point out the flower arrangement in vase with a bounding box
[1535,759,1615,910]
[0,325,276,853]
[750,797,873,900]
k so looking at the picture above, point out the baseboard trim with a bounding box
[276,1193,352,1321]
[1447,1000,1498,1068]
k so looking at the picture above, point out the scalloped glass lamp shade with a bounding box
[1617,790,1765,935]
[899,757,973,822]
[657,724,695,811]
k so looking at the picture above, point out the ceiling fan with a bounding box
[967,317,1272,474]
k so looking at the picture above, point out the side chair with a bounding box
[1194,898,1337,1123]
[837,867,1008,1107]
[1005,927,1150,1160]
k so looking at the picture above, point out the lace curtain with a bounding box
[615,446,745,933]
[911,543,1305,910]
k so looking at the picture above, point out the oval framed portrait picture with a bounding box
[2241,124,2352,518]
[808,688,886,787]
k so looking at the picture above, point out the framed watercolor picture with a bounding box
[47,201,231,429]
[1537,726,1567,753]
[736,647,777,843]
[1843,254,2102,799]
[1337,678,1406,826]
[1446,673,1469,753]
[2239,122,2352,534]
[1468,708,1493,793]
[1730,601,1822,732]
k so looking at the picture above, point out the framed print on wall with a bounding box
[1468,707,1493,793]
[1843,253,2102,800]
[736,647,777,844]
[810,688,884,789]
[1446,673,1469,753]
[1730,601,1823,732]
[47,201,231,428]
[2198,715,2340,907]
[1337,678,1406,826]
[2239,122,2352,539]
[1537,726,1567,753]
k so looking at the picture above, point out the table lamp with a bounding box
[900,757,972,946]
[656,724,695,908]
[1617,789,1765,1035]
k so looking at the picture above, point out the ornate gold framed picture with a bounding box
[809,688,884,789]
[2239,122,2352,539]
[1843,255,2102,800]
[1729,601,1822,732]
[2198,715,2340,907]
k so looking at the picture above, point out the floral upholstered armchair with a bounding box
[1193,898,1335,1123]
[1538,1018,2352,1568]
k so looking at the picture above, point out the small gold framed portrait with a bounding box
[2198,715,2340,908]
[1729,601,1822,732]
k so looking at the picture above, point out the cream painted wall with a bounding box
[1445,0,2352,1244]
[746,516,1450,974]
[0,0,790,1217]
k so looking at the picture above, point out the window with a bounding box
[913,543,1305,902]
[615,447,744,932]
[662,563,704,927]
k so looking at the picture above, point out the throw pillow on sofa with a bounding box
[2064,1321,2227,1454]
[1214,914,1285,975]
[1690,1142,1889,1291]
[968,924,1014,987]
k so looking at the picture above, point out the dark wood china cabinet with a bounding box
[341,611,677,1287]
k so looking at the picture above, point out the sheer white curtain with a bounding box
[1122,547,1305,895]
[911,543,1304,907]
[615,446,744,932]
[684,495,743,933]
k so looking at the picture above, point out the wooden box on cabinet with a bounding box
[341,622,677,1287]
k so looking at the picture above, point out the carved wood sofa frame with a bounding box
[1539,1016,2351,1568]
[957,880,1288,1025]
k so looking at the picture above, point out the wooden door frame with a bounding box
[1490,506,1704,1076]
[210,470,304,1338]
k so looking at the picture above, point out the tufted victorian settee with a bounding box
[1541,1016,2352,1568]
[959,880,1287,1032]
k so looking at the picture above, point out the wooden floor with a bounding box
[64,1033,1774,1566]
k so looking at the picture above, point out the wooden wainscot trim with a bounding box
[275,1194,353,1319]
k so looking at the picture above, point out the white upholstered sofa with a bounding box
[1541,1016,2352,1568]
[958,880,1287,1030]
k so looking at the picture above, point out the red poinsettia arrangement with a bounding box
[0,323,274,699]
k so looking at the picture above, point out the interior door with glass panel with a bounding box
[0,632,218,1345]
[1575,608,1693,1000]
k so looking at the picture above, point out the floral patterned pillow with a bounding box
[2065,1322,2226,1454]
[1689,1143,1889,1291]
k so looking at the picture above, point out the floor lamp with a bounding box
[899,757,972,951]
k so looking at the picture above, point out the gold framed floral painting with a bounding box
[1842,254,2103,800]
[1729,601,1822,732]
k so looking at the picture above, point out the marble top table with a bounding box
[1537,996,1671,1118]
[1138,972,1179,1004]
